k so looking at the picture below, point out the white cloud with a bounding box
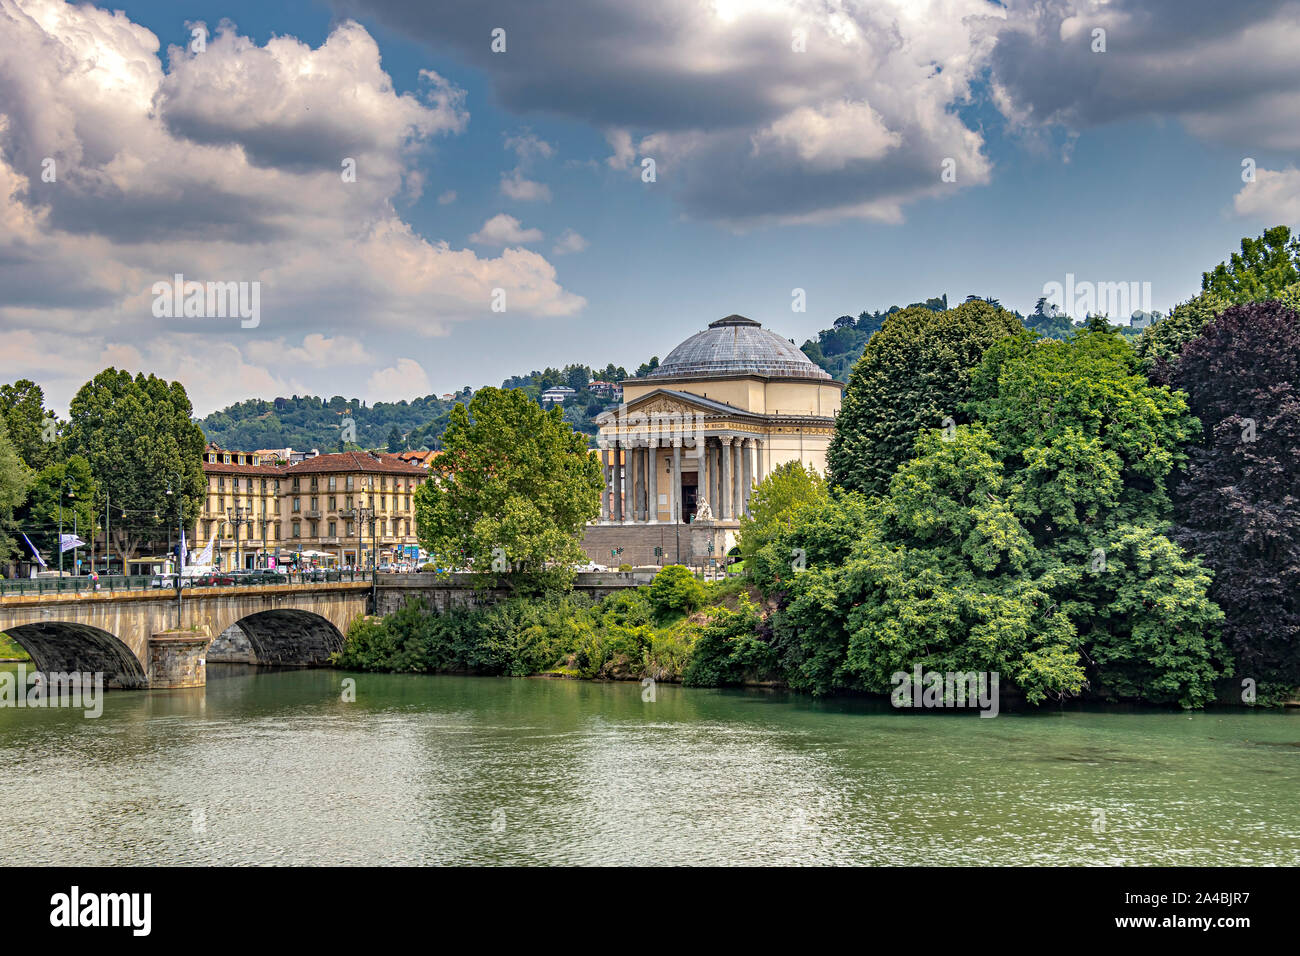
[469,213,544,246]
[351,0,999,226]
[437,189,457,204]
[500,170,552,201]
[367,358,431,403]
[1234,167,1300,223]
[552,229,589,255]
[605,129,635,169]
[0,0,584,412]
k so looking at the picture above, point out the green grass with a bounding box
[0,633,30,660]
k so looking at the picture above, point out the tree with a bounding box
[828,298,1024,496]
[62,370,206,568]
[413,387,602,589]
[0,379,57,471]
[737,461,827,566]
[763,326,1225,706]
[635,357,660,378]
[1141,227,1300,382]
[1202,225,1300,304]
[832,314,856,329]
[0,416,32,566]
[19,455,97,562]
[386,426,404,454]
[1171,301,1300,697]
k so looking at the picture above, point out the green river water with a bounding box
[1,663,1297,865]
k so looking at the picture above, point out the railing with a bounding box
[0,569,375,598]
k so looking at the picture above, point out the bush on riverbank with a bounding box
[333,569,761,682]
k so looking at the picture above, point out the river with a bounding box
[1,663,1297,865]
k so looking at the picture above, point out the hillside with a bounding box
[199,301,1152,450]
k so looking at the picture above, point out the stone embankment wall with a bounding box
[374,571,656,616]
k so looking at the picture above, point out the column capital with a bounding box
[719,435,733,447]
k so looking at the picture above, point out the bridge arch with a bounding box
[222,609,345,667]
[4,622,148,689]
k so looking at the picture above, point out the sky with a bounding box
[2,0,1298,416]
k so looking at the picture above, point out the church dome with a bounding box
[643,315,831,381]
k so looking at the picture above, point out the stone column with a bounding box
[754,438,764,485]
[647,441,659,523]
[621,439,632,524]
[732,438,744,519]
[603,442,613,520]
[699,437,710,517]
[671,440,682,522]
[742,438,753,515]
[719,437,733,520]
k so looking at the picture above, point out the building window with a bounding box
[328,476,336,491]
[310,497,318,511]
[292,477,300,491]
[292,522,300,538]
[345,476,354,491]
[217,476,225,491]
[292,497,300,512]
[329,496,336,510]
[328,521,336,536]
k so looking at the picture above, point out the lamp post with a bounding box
[166,478,183,623]
[227,505,248,572]
[58,483,75,577]
[357,505,376,587]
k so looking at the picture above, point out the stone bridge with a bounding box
[0,582,371,689]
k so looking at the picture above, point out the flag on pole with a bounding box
[59,533,86,553]
[20,533,46,568]
[194,527,215,566]
[178,530,187,572]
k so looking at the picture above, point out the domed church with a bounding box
[583,315,843,567]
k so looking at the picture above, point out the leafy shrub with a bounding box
[647,565,706,619]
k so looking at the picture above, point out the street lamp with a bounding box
[166,478,184,622]
[58,483,75,577]
[227,505,249,571]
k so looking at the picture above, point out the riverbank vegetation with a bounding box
[333,570,758,683]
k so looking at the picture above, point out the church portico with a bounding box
[581,315,843,568]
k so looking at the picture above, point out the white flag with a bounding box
[59,533,85,553]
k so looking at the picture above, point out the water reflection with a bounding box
[0,664,1297,865]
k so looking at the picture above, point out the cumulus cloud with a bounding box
[984,0,1300,150]
[552,229,589,255]
[1234,167,1300,222]
[367,358,431,403]
[437,190,457,204]
[500,170,552,201]
[342,0,999,226]
[0,0,584,411]
[469,213,544,246]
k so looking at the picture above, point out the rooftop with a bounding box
[640,315,832,382]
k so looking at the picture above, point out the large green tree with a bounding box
[0,416,32,566]
[737,460,827,566]
[1138,227,1300,380]
[18,455,98,564]
[413,387,602,588]
[760,326,1225,707]
[1201,225,1300,304]
[0,379,58,472]
[63,370,205,566]
[828,298,1024,496]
